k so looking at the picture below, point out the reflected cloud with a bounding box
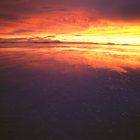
[0,43,140,73]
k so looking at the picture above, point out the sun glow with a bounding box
[55,35,140,45]
[53,23,140,45]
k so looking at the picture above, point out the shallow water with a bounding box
[0,43,140,140]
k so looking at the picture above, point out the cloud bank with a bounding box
[0,0,140,37]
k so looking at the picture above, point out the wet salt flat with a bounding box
[0,43,140,140]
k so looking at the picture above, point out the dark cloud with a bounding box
[87,0,140,20]
[0,0,140,23]
[0,14,23,20]
[13,29,34,33]
[0,29,34,35]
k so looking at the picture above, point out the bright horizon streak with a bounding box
[55,36,140,45]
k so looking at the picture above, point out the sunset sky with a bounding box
[0,0,140,44]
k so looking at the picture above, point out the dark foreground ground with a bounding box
[0,43,140,140]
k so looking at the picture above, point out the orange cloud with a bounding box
[0,8,140,45]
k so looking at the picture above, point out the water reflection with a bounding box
[0,43,140,73]
[0,43,140,140]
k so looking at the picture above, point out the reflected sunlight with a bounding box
[0,43,140,73]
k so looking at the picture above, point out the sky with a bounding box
[0,0,140,44]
